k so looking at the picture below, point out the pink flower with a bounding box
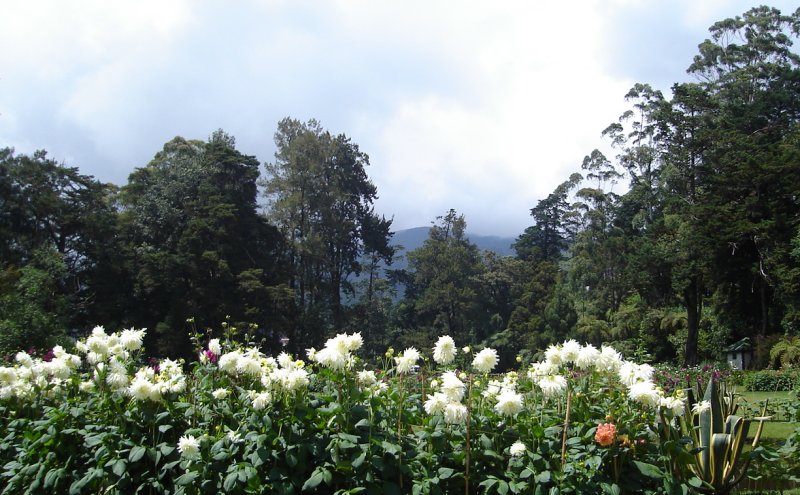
[595,422,616,447]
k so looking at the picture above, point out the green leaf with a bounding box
[381,441,401,455]
[129,446,146,463]
[710,432,732,486]
[497,480,509,495]
[176,471,199,486]
[479,478,498,491]
[482,449,502,460]
[585,455,602,470]
[112,459,127,477]
[69,468,100,494]
[438,467,455,479]
[28,476,42,493]
[44,468,64,488]
[223,471,239,492]
[259,446,272,464]
[158,424,173,433]
[602,483,621,495]
[338,439,357,449]
[302,469,325,491]
[84,434,104,447]
[338,433,359,443]
[633,461,663,479]
[210,439,225,454]
[285,449,298,467]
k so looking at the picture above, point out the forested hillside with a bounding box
[2,6,799,368]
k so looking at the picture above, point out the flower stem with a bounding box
[465,374,472,495]
[397,375,404,491]
[561,388,572,466]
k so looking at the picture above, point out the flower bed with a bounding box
[0,328,767,494]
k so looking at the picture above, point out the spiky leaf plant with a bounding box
[680,377,769,494]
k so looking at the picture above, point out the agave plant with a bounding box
[680,377,769,495]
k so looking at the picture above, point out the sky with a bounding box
[2,1,797,236]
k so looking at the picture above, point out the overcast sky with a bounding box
[2,1,797,236]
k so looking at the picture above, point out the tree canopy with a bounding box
[2,5,799,367]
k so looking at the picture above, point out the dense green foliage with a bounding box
[741,369,800,392]
[1,6,799,366]
[262,118,394,353]
[0,148,117,354]
[117,131,289,357]
[506,5,800,365]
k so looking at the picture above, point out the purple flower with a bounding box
[203,350,219,364]
[148,358,161,373]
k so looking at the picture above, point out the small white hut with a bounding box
[724,338,753,370]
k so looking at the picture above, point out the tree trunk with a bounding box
[332,269,342,330]
[684,276,700,366]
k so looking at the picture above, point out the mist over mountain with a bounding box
[387,227,516,272]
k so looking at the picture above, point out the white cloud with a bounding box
[678,0,756,28]
[1,1,192,80]
[1,0,195,174]
[3,0,797,235]
[363,1,634,233]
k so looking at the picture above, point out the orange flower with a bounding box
[595,422,616,447]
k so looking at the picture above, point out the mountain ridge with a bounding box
[388,227,516,271]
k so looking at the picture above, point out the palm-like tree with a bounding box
[769,336,800,368]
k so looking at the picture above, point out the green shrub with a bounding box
[741,370,800,391]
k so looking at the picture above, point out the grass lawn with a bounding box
[725,390,800,443]
[735,488,800,494]
[733,391,800,493]
[740,391,794,402]
[738,390,797,423]
[739,416,800,494]
[759,420,799,440]
[736,489,800,495]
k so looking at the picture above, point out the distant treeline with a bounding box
[2,6,799,366]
